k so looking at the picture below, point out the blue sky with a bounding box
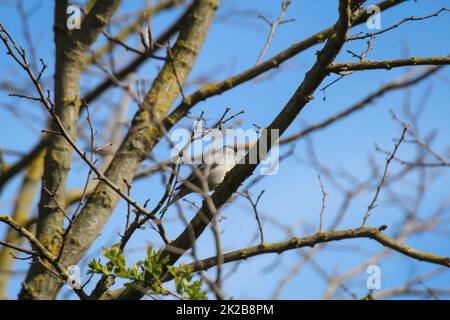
[0,0,449,299]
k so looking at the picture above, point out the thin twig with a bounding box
[317,176,327,232]
[362,125,409,226]
[256,0,294,64]
[239,190,266,245]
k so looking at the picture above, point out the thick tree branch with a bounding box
[161,225,450,282]
[19,0,122,300]
[328,57,450,73]
[76,0,123,49]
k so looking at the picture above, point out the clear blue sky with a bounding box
[0,0,449,299]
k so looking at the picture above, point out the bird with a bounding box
[167,146,241,206]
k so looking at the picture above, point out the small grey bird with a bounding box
[168,146,241,206]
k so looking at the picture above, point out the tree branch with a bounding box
[329,57,450,73]
[161,225,450,282]
[18,0,123,300]
[163,0,406,133]
[278,66,442,145]
[83,0,184,68]
[0,215,89,300]
[46,0,220,300]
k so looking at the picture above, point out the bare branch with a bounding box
[362,124,408,226]
[161,225,450,282]
[329,57,450,73]
[256,0,294,64]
